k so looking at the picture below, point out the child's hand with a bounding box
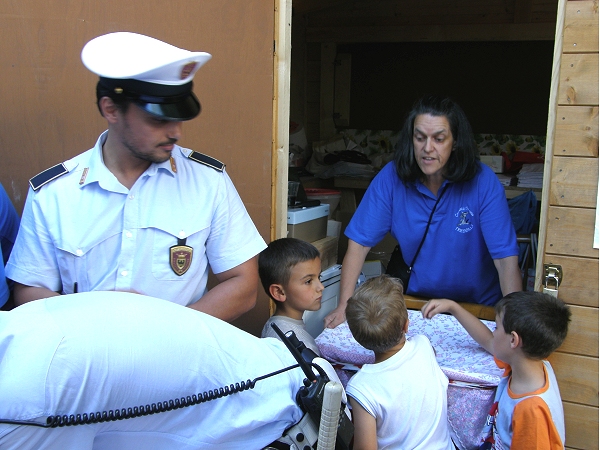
[421,298,457,319]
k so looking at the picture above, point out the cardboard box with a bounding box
[362,260,385,280]
[481,155,504,173]
[312,235,339,271]
[287,204,330,242]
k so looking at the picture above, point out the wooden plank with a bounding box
[563,0,599,53]
[555,305,599,357]
[319,43,337,139]
[333,53,351,127]
[305,23,556,43]
[404,296,496,321]
[549,352,598,406]
[541,254,599,307]
[558,53,599,105]
[554,106,599,157]
[514,0,534,23]
[550,156,599,207]
[563,402,599,449]
[536,0,567,291]
[273,0,293,240]
[545,206,599,258]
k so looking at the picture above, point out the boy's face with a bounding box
[281,258,324,319]
[492,312,513,362]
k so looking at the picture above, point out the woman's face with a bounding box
[412,114,454,185]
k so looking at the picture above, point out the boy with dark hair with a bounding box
[259,238,323,355]
[422,291,571,449]
[345,275,454,450]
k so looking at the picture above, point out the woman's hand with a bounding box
[421,298,457,319]
[324,305,346,329]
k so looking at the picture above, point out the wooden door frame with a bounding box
[273,0,293,241]
[535,0,566,290]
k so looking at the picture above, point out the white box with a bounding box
[287,204,330,242]
[481,155,504,173]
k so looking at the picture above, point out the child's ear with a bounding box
[510,331,522,349]
[269,284,286,302]
[403,318,410,333]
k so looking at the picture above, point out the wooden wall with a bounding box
[540,1,599,448]
[0,0,276,336]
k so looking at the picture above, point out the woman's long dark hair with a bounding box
[394,94,480,183]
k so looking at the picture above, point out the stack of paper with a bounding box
[517,164,544,188]
[496,173,514,186]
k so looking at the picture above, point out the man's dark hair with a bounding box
[95,79,132,116]
[258,238,320,300]
[495,291,571,359]
[394,94,480,183]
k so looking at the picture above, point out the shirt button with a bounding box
[121,270,128,277]
[76,249,83,256]
[125,231,133,238]
[178,231,186,238]
[129,194,135,200]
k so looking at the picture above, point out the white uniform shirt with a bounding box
[0,292,305,449]
[6,131,266,305]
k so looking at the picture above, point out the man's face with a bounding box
[116,104,183,164]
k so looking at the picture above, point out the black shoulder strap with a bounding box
[409,183,450,270]
[29,163,69,191]
[187,151,225,172]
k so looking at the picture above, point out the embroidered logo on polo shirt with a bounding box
[455,206,474,233]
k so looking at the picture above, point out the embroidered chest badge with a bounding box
[455,206,474,233]
[170,238,193,276]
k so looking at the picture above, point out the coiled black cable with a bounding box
[0,363,312,429]
[45,378,258,427]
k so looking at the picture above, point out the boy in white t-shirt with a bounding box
[260,238,324,355]
[345,275,454,450]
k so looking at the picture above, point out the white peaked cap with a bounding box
[81,31,212,85]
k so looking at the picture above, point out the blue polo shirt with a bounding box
[346,162,518,305]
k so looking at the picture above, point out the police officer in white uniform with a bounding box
[6,32,266,320]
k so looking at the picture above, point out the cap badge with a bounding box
[180,62,198,80]
[170,238,193,276]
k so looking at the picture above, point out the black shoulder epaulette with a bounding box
[29,163,69,191]
[187,151,225,172]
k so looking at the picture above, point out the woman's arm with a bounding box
[494,255,522,295]
[324,239,370,328]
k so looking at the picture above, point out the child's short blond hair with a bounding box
[346,275,408,353]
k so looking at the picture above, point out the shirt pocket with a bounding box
[150,222,210,281]
[55,232,122,294]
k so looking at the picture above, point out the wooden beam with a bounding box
[293,0,351,15]
[514,0,534,23]
[273,0,293,240]
[536,0,567,291]
[305,22,556,42]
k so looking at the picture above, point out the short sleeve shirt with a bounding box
[6,131,266,306]
[345,162,518,305]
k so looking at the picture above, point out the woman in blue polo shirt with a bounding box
[325,95,522,329]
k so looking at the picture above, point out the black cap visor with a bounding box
[137,93,201,121]
[99,77,201,121]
